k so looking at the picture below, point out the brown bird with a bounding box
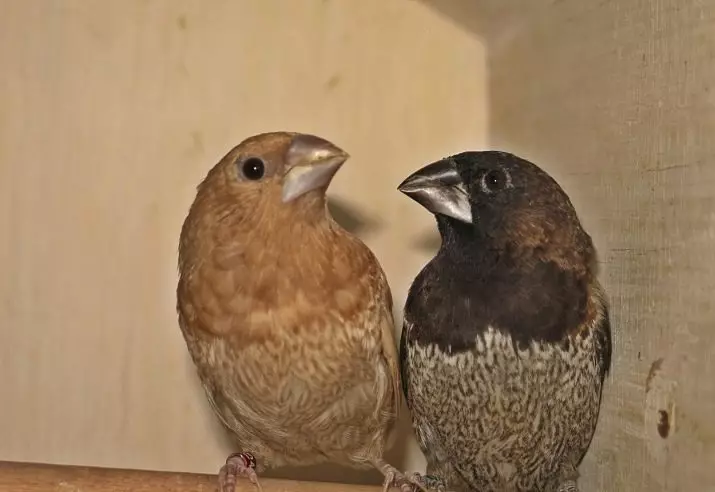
[176,132,426,492]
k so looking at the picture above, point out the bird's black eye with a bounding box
[480,168,510,194]
[241,157,265,180]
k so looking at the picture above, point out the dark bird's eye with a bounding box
[480,168,510,194]
[241,157,265,180]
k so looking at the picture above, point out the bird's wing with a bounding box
[378,282,402,421]
[398,317,411,406]
[592,282,613,383]
[399,318,458,479]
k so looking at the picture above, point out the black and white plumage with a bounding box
[397,151,612,492]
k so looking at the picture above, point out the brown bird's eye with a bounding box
[480,168,510,194]
[241,157,265,180]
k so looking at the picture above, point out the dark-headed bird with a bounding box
[397,151,612,492]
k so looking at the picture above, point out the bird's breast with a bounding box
[180,253,390,414]
[405,324,605,490]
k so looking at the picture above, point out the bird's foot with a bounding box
[218,452,263,492]
[380,466,426,492]
[406,472,448,492]
[375,462,436,492]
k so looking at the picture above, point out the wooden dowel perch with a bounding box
[0,461,382,492]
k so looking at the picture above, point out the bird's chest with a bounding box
[181,251,384,396]
[191,303,383,405]
[186,303,388,466]
[406,328,603,489]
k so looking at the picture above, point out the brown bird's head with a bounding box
[178,132,353,305]
[190,132,348,225]
[178,132,358,336]
[398,151,596,274]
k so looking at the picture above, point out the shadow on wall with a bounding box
[417,0,552,43]
[327,197,382,237]
[416,0,485,37]
[329,196,442,256]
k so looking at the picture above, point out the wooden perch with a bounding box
[0,460,383,492]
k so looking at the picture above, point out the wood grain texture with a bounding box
[0,461,381,492]
[0,0,487,485]
[422,0,715,490]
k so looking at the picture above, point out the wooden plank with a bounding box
[0,461,382,492]
[419,0,715,490]
[0,0,486,482]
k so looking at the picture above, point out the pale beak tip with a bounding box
[397,171,432,196]
[397,177,415,194]
[282,133,349,202]
[287,134,348,167]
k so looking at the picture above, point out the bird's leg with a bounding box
[371,458,435,492]
[555,463,580,492]
[218,452,263,492]
[556,480,579,492]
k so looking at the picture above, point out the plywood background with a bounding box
[0,0,487,485]
[426,0,715,490]
[5,0,713,490]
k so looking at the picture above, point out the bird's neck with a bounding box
[435,215,499,269]
[434,215,594,279]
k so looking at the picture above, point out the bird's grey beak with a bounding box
[282,134,349,203]
[397,159,472,223]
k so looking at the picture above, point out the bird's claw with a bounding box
[407,472,448,492]
[218,452,263,492]
[381,467,447,492]
[381,467,424,492]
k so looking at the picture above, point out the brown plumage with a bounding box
[176,132,424,492]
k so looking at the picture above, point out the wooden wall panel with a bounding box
[0,0,487,484]
[424,0,715,490]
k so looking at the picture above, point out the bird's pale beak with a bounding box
[282,134,349,203]
[397,159,473,224]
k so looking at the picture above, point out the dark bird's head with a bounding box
[398,151,595,274]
